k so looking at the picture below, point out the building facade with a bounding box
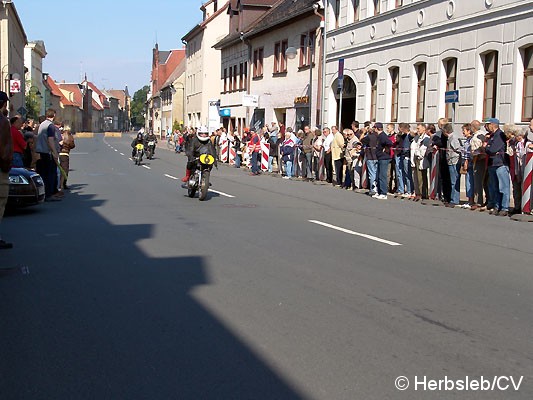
[244,0,323,131]
[0,1,27,115]
[182,0,230,130]
[324,0,533,129]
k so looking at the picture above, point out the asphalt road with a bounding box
[1,134,532,400]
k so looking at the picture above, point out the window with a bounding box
[334,0,341,28]
[353,0,360,21]
[369,70,378,122]
[281,40,288,72]
[253,48,264,78]
[223,68,227,93]
[373,0,380,16]
[522,46,533,121]
[444,58,457,120]
[482,51,498,120]
[274,41,288,74]
[243,61,248,91]
[396,0,403,7]
[233,64,238,91]
[390,67,399,122]
[416,63,426,122]
[299,31,315,68]
[213,0,218,12]
[239,63,244,91]
[228,66,233,92]
[274,42,281,73]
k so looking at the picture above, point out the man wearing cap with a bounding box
[484,118,510,216]
[0,91,13,249]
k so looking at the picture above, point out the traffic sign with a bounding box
[445,90,459,104]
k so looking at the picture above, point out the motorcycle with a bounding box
[134,143,144,165]
[187,154,215,201]
[146,141,155,159]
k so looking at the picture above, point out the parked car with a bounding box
[7,168,45,208]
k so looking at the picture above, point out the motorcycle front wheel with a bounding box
[199,170,210,201]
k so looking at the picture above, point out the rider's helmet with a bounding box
[196,126,210,143]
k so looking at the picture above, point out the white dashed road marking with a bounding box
[208,189,235,198]
[142,165,151,170]
[309,220,402,246]
[164,174,179,180]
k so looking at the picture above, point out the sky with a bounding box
[16,0,204,95]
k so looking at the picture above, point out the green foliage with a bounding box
[25,90,41,120]
[172,120,183,132]
[130,85,149,128]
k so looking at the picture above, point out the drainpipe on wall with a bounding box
[320,0,328,129]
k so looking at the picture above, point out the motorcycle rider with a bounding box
[131,132,145,158]
[145,130,158,157]
[181,125,217,182]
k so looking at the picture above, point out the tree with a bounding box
[130,85,149,128]
[25,87,41,120]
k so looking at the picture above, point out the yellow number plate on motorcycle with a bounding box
[199,154,215,165]
[136,144,144,150]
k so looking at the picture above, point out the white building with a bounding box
[323,0,533,129]
[24,40,47,114]
[0,1,27,115]
[182,0,230,130]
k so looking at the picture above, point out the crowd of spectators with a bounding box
[207,117,533,217]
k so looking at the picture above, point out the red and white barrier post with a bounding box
[219,139,229,163]
[229,146,236,165]
[261,142,270,172]
[521,152,533,214]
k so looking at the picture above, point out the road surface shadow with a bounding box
[0,191,304,399]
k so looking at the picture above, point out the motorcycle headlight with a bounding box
[9,175,30,185]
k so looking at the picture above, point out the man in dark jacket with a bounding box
[374,122,393,199]
[361,125,378,195]
[484,118,510,216]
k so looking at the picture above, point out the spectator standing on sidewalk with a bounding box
[59,125,76,192]
[248,129,261,175]
[484,118,510,216]
[35,109,62,201]
[386,123,397,193]
[395,123,413,196]
[461,123,475,208]
[331,125,345,187]
[301,126,314,180]
[412,123,430,200]
[10,115,27,168]
[374,123,393,199]
[280,130,295,179]
[506,124,526,214]
[0,91,13,249]
[322,127,334,183]
[312,128,323,181]
[361,125,378,195]
[470,120,488,210]
[343,129,359,189]
[444,123,463,207]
